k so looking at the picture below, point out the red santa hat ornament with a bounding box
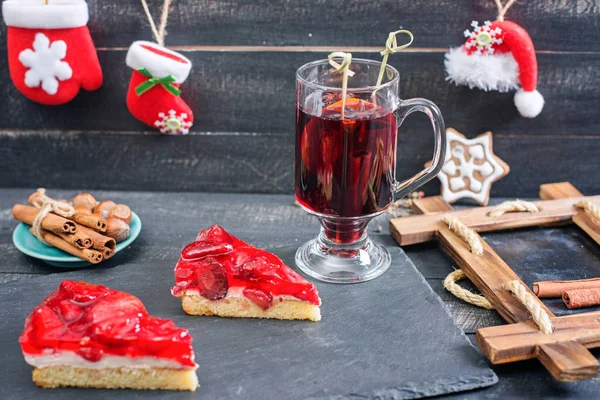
[444,1,544,118]
[125,0,194,135]
[2,0,103,105]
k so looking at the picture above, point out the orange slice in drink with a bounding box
[323,98,378,116]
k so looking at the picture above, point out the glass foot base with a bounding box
[295,234,391,284]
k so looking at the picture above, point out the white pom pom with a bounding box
[514,89,544,118]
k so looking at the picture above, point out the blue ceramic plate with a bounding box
[12,212,141,268]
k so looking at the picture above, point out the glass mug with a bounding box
[294,58,446,283]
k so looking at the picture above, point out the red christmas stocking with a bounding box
[125,41,194,135]
[2,0,103,106]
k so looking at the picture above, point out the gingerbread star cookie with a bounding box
[427,128,509,206]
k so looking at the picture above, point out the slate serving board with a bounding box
[0,190,496,399]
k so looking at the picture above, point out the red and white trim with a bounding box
[3,0,89,29]
[444,47,519,92]
[126,41,192,84]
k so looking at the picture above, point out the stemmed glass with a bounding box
[294,58,446,283]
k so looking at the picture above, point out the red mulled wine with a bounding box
[295,98,397,222]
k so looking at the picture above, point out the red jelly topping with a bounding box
[171,225,321,308]
[19,281,196,368]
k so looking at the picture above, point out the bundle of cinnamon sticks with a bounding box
[533,278,600,309]
[13,191,133,264]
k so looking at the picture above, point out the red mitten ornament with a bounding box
[125,41,193,135]
[445,20,544,118]
[2,0,102,105]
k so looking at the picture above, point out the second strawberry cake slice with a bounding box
[171,225,321,321]
[20,280,198,391]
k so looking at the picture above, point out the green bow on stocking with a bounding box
[135,68,181,96]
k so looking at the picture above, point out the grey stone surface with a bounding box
[0,189,496,399]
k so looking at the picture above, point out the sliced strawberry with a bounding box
[175,263,195,279]
[182,240,233,260]
[30,306,64,341]
[86,292,146,324]
[238,256,283,283]
[195,224,233,243]
[59,280,106,304]
[56,299,84,323]
[76,346,104,362]
[92,315,141,346]
[243,288,273,311]
[195,258,228,300]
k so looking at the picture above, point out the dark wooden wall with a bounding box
[1,0,599,196]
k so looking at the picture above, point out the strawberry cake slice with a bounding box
[20,281,198,391]
[172,225,321,321]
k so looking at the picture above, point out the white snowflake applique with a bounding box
[436,128,509,205]
[18,33,72,95]
[463,20,503,55]
[154,110,193,135]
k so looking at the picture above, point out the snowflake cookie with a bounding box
[426,128,509,206]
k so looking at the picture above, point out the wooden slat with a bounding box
[0,0,597,50]
[573,212,600,246]
[437,226,553,324]
[390,196,599,246]
[538,182,600,246]
[410,196,453,215]
[1,52,600,136]
[3,132,600,194]
[540,182,584,200]
[537,342,599,382]
[476,311,600,364]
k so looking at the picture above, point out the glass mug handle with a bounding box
[392,98,447,200]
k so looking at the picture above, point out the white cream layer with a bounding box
[24,350,196,370]
[184,287,301,302]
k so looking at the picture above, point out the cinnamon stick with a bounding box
[30,228,102,264]
[12,205,76,234]
[55,230,93,250]
[28,191,106,232]
[68,212,107,232]
[76,224,116,259]
[563,288,600,309]
[533,278,600,298]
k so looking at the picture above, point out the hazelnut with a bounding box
[108,204,132,224]
[72,193,97,211]
[94,200,116,218]
[105,218,131,243]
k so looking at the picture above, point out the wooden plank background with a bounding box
[0,0,598,195]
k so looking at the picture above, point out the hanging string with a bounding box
[140,0,173,47]
[494,0,518,22]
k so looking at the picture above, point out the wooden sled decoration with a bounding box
[390,182,600,382]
